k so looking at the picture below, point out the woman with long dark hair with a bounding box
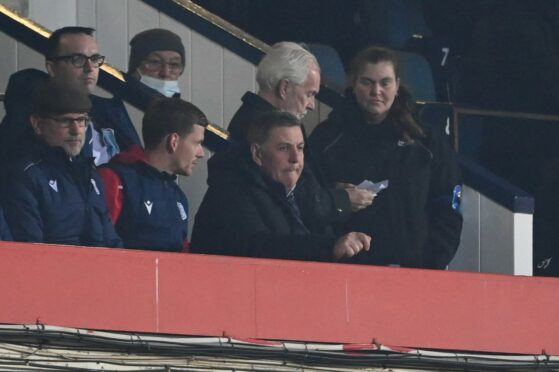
[309,46,463,269]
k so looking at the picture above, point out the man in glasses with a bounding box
[0,26,141,180]
[126,28,185,99]
[2,80,121,248]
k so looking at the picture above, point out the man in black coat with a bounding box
[224,42,374,225]
[3,80,121,248]
[191,111,370,261]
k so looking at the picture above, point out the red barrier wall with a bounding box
[1,241,558,355]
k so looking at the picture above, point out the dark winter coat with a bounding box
[98,146,189,252]
[2,141,122,247]
[309,93,463,269]
[222,91,351,224]
[191,147,337,261]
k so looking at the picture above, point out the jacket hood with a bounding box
[107,144,147,165]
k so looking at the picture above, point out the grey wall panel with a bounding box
[184,34,223,235]
[17,42,44,71]
[449,185,481,272]
[480,193,515,274]
[190,32,223,125]
[77,0,96,28]
[160,14,192,102]
[0,32,17,90]
[29,0,77,31]
[96,0,128,71]
[223,49,255,129]
[128,0,159,45]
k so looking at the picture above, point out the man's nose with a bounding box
[196,146,205,159]
[68,122,82,134]
[289,148,302,162]
[83,59,94,72]
[159,63,173,78]
[307,96,316,111]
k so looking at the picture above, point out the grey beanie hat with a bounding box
[32,80,91,115]
[128,28,185,73]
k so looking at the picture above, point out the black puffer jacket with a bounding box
[309,93,463,269]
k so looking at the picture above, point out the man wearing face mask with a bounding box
[126,28,185,99]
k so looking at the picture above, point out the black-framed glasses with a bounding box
[51,53,105,68]
[44,115,90,128]
[142,58,184,74]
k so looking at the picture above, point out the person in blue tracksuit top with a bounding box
[98,98,207,252]
[2,80,121,248]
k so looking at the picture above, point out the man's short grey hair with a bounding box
[256,42,320,93]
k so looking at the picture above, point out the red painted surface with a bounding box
[1,241,558,355]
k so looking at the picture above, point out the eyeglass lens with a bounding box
[46,115,89,128]
[53,54,105,68]
[143,59,183,73]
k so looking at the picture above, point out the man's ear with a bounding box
[166,132,180,153]
[30,114,43,136]
[277,79,289,100]
[251,143,263,166]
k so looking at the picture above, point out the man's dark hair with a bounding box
[247,110,302,145]
[45,26,96,60]
[142,98,208,150]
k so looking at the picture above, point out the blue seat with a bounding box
[307,43,346,94]
[398,50,436,102]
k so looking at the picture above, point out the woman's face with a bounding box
[352,61,400,124]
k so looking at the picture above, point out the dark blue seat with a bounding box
[398,50,436,102]
[307,43,346,94]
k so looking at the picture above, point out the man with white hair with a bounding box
[225,42,374,222]
[228,41,320,140]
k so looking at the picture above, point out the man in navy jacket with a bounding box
[99,98,207,252]
[0,26,140,179]
[2,80,121,248]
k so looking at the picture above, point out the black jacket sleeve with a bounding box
[0,207,13,241]
[3,171,45,243]
[421,130,463,268]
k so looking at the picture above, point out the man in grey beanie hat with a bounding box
[128,28,185,97]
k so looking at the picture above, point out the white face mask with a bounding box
[139,74,180,97]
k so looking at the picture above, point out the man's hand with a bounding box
[337,183,375,212]
[332,232,372,260]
